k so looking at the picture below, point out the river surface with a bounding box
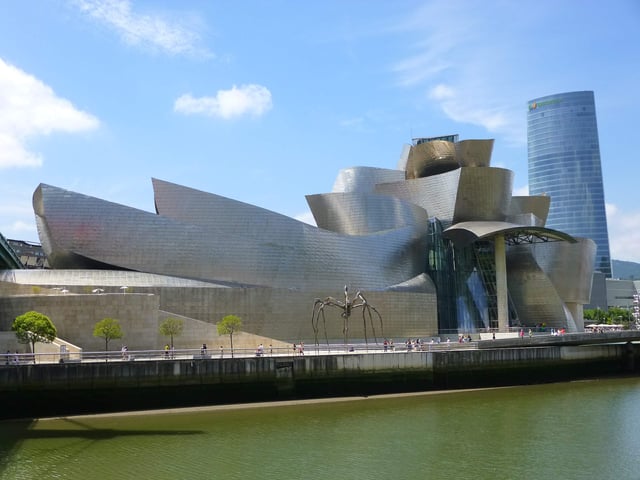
[1,376,639,480]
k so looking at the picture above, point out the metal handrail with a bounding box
[1,342,484,365]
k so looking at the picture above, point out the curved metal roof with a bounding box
[442,221,577,246]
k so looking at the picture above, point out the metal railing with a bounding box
[1,341,485,365]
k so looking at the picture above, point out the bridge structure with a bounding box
[0,232,22,270]
[476,330,640,349]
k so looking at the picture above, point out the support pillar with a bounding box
[494,233,508,332]
[566,302,584,332]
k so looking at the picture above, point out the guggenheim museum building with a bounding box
[0,137,596,351]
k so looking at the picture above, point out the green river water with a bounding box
[1,376,639,480]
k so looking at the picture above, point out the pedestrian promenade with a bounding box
[3,330,639,365]
[2,339,479,365]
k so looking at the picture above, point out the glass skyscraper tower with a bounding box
[527,90,612,277]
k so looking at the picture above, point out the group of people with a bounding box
[404,338,426,351]
[519,329,534,338]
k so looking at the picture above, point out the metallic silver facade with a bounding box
[35,181,428,292]
[455,139,494,168]
[528,238,596,304]
[331,166,405,193]
[505,247,571,329]
[18,135,597,347]
[373,167,514,227]
[405,140,458,179]
[508,196,550,226]
[374,170,462,226]
[306,192,428,236]
[453,167,513,223]
[506,238,596,330]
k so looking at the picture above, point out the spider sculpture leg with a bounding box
[354,292,384,346]
[312,299,322,346]
[312,299,332,347]
[318,305,330,347]
[362,304,383,345]
[341,311,349,348]
[370,304,384,341]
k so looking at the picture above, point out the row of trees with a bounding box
[584,307,635,328]
[91,316,188,351]
[11,311,244,356]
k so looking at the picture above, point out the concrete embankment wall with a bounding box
[1,344,638,419]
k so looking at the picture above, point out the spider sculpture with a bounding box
[311,286,383,348]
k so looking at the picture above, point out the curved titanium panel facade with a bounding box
[527,91,612,277]
[374,169,461,225]
[306,192,428,235]
[508,196,550,226]
[453,167,513,223]
[506,246,573,330]
[36,182,428,292]
[374,167,513,227]
[22,134,597,337]
[405,140,458,179]
[331,167,405,193]
[529,237,596,304]
[455,139,494,168]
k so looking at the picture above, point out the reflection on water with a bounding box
[1,377,640,480]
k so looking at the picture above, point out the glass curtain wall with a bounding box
[425,219,496,333]
[527,91,612,277]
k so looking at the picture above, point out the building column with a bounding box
[566,302,584,332]
[494,233,508,332]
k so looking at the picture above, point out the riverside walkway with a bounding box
[2,331,639,420]
[476,330,640,349]
[2,341,476,365]
[4,330,639,365]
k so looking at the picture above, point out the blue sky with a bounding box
[1,0,639,264]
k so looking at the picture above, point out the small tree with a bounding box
[12,311,57,361]
[93,318,123,352]
[217,315,242,358]
[159,317,184,349]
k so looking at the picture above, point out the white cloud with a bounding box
[391,1,530,144]
[8,219,36,234]
[73,0,210,57]
[606,203,640,263]
[427,83,513,134]
[513,185,529,197]
[0,58,99,169]
[606,203,618,217]
[0,218,38,243]
[429,84,455,101]
[174,84,273,119]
